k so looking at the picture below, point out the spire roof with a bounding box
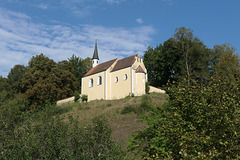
[92,38,99,60]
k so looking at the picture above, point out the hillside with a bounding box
[59,92,168,148]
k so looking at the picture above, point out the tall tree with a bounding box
[144,27,210,87]
[21,54,77,110]
[210,43,237,75]
[174,27,210,85]
[68,54,92,90]
[213,50,240,83]
[7,64,26,95]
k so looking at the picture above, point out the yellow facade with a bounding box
[81,54,147,101]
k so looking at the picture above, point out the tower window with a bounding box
[89,78,93,88]
[98,76,102,85]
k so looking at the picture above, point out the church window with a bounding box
[115,77,118,83]
[89,78,93,87]
[124,74,128,80]
[98,76,102,85]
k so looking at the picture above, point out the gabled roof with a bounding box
[84,58,117,77]
[111,54,137,72]
[136,65,145,73]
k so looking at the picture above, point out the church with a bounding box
[81,39,148,101]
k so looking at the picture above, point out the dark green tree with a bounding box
[7,64,26,95]
[144,27,210,87]
[21,54,77,110]
[210,43,238,75]
[68,54,92,90]
[173,27,211,85]
[0,76,10,104]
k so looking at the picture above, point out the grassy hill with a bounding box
[59,92,167,149]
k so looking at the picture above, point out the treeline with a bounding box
[144,27,240,88]
[0,54,91,111]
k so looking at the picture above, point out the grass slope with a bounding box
[59,92,167,149]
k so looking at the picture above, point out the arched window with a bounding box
[89,78,93,88]
[124,74,128,80]
[115,77,118,83]
[98,76,102,85]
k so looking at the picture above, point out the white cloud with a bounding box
[106,0,124,4]
[0,8,154,77]
[38,3,48,9]
[136,18,143,24]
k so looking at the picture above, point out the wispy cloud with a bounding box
[38,3,49,10]
[106,0,126,4]
[0,8,154,77]
[136,18,143,24]
[162,0,174,5]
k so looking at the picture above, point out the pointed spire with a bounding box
[92,38,99,60]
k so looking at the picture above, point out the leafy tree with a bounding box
[7,64,26,95]
[68,54,92,90]
[210,43,238,75]
[144,27,210,87]
[173,27,211,85]
[128,77,240,159]
[21,54,77,110]
[0,76,10,104]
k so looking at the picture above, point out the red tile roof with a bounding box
[84,58,117,77]
[136,65,145,73]
[111,54,137,72]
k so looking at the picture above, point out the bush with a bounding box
[74,91,80,102]
[121,105,136,114]
[81,94,88,102]
[145,82,150,94]
[1,111,127,159]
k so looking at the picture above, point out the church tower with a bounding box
[92,38,99,68]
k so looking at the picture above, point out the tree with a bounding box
[68,55,92,91]
[21,54,77,110]
[0,76,9,104]
[7,64,26,95]
[128,77,240,159]
[213,50,240,84]
[210,43,238,75]
[144,27,210,87]
[173,27,210,85]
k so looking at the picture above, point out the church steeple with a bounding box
[92,38,99,68]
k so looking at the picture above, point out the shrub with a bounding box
[1,112,127,159]
[145,82,150,94]
[74,91,80,102]
[81,94,88,102]
[121,105,136,114]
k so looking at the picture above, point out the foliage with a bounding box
[0,101,127,159]
[144,27,211,87]
[68,54,92,90]
[145,82,150,94]
[20,54,77,110]
[7,64,26,95]
[212,49,240,83]
[121,105,136,114]
[74,91,80,102]
[81,94,88,102]
[128,76,240,159]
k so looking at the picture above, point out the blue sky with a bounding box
[0,0,239,77]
